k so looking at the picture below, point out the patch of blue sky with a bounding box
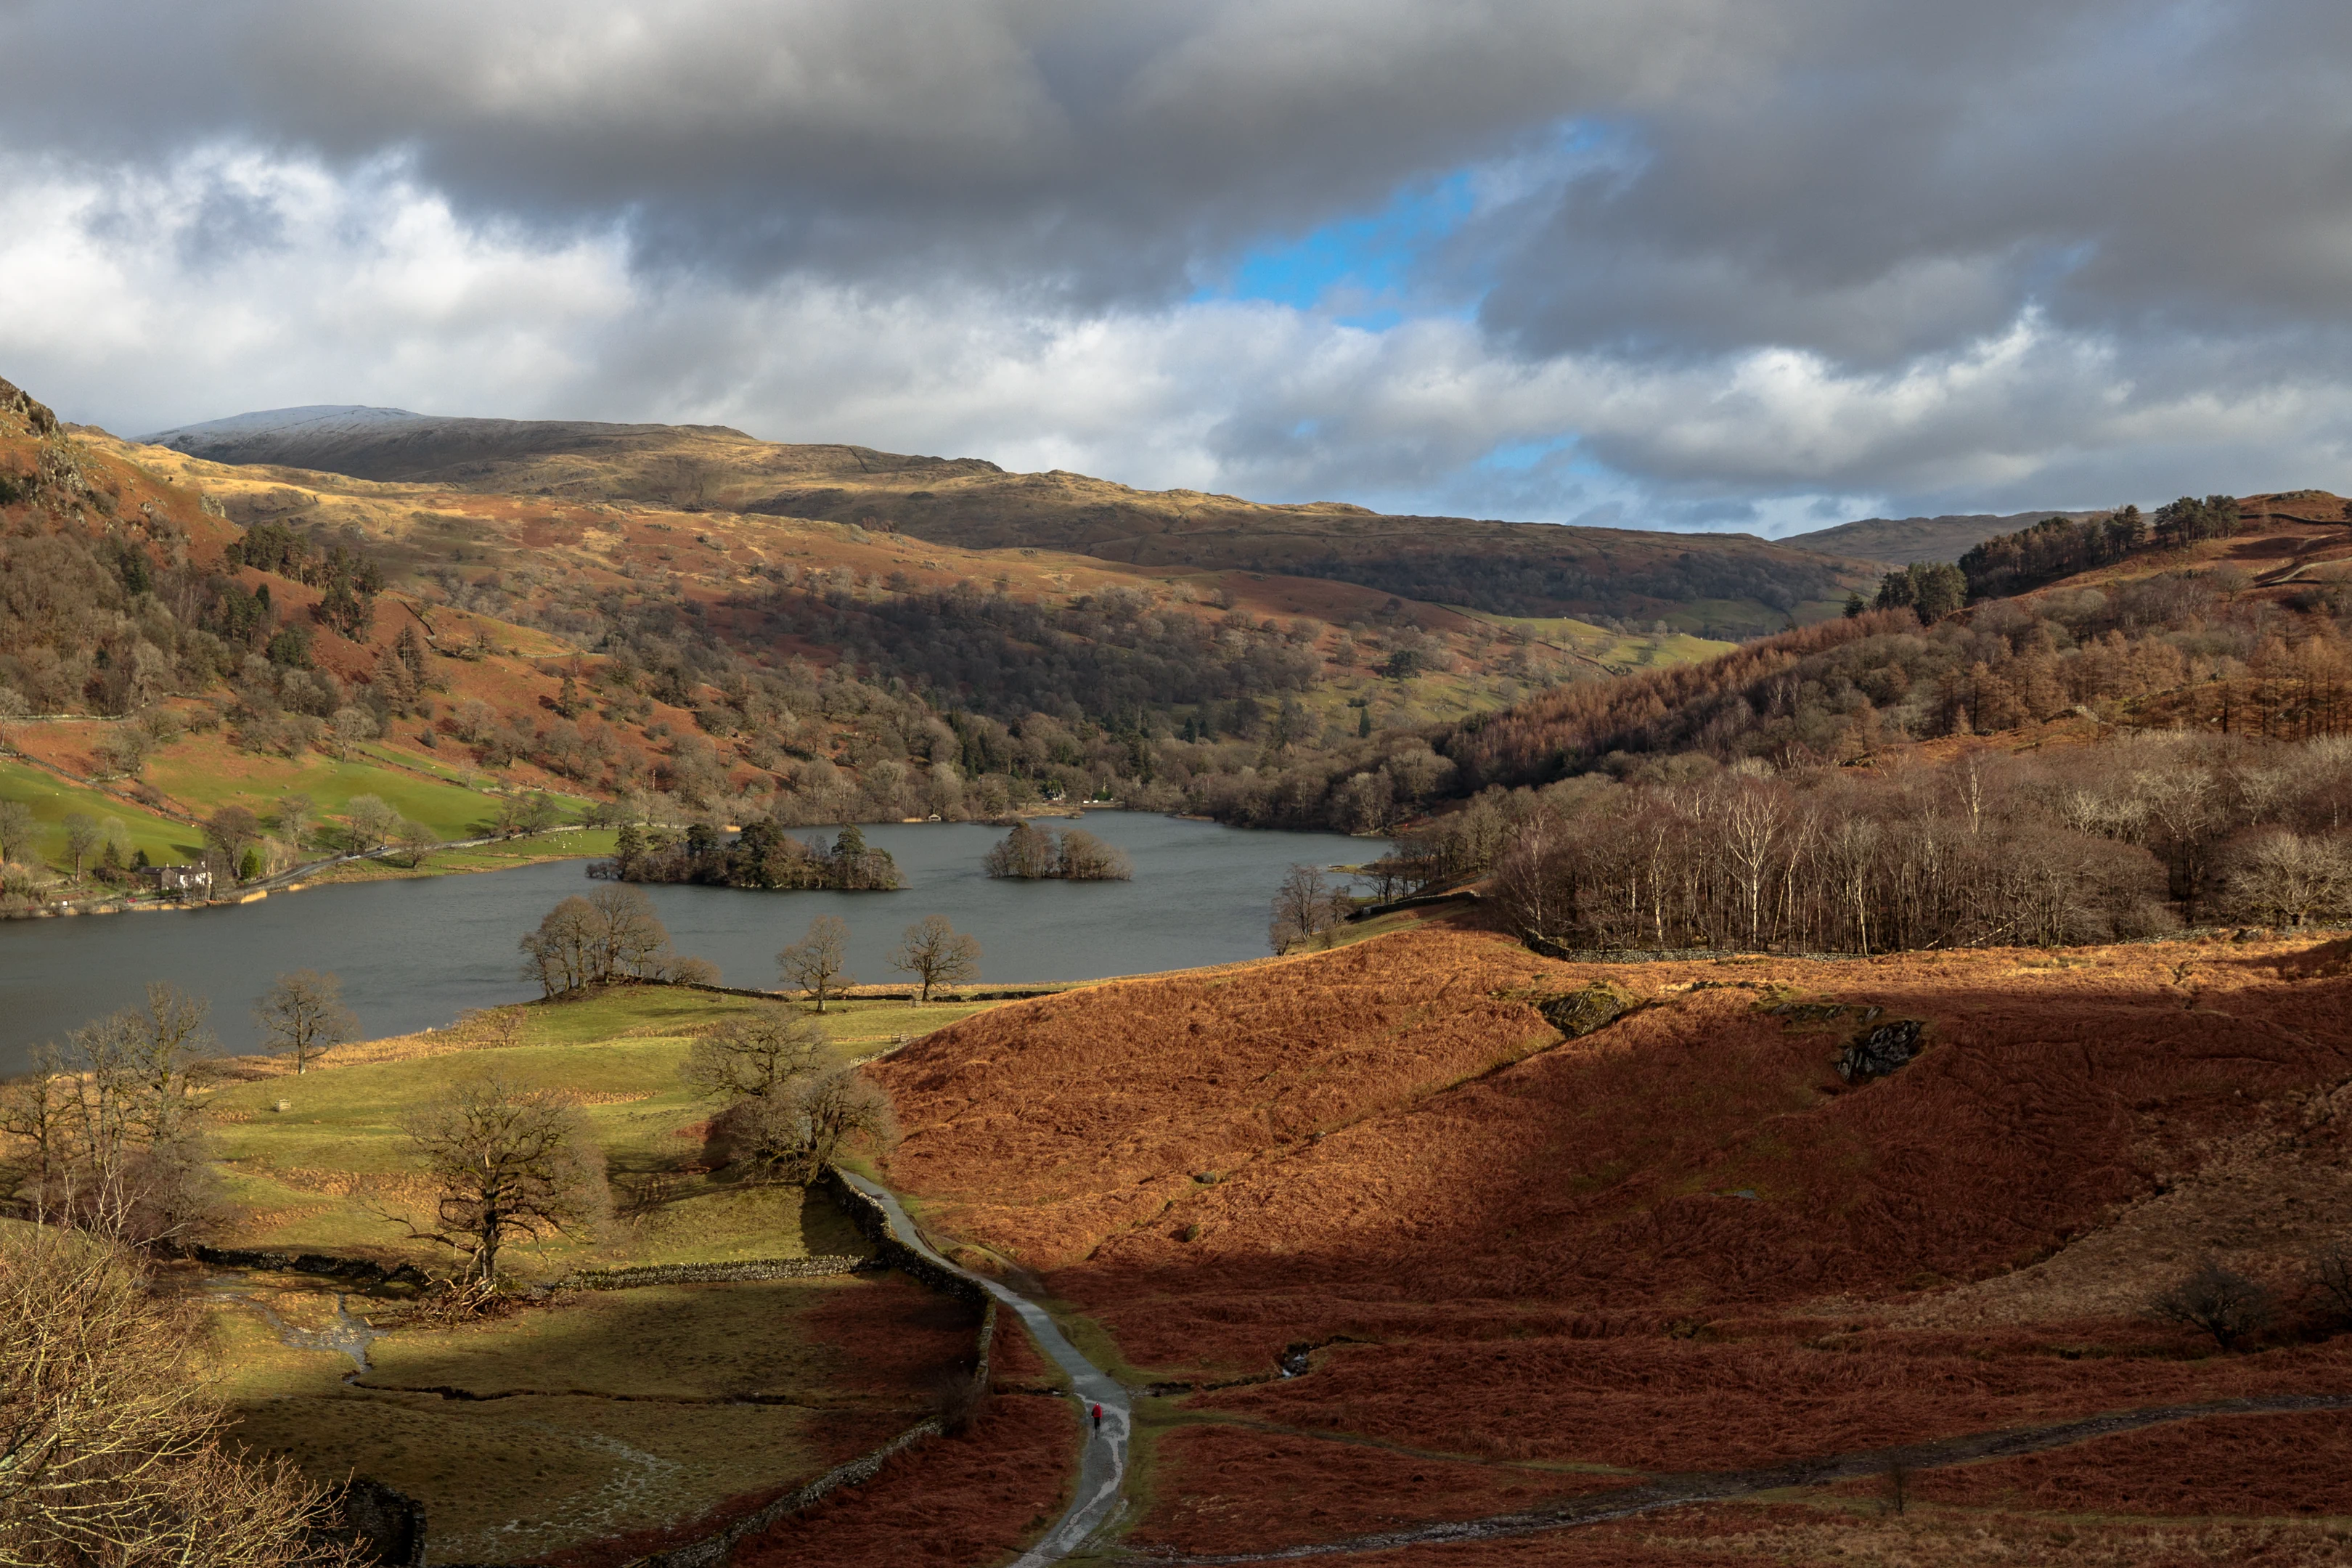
[1199,168,1479,327]
[1473,436,1580,475]
[1196,120,1648,324]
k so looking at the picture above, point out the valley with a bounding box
[7,369,2352,1566]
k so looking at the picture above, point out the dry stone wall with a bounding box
[417,1170,999,1567]
[552,1255,872,1289]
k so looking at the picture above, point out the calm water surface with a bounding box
[0,815,1376,1069]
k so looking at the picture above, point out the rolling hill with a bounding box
[1785,508,2102,565]
[867,922,2352,1562]
[11,364,1748,901]
[146,405,1877,638]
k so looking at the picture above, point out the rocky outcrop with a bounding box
[1837,1018,1926,1082]
[1538,980,1638,1038]
[0,375,58,437]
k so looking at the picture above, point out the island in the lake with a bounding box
[596,820,904,891]
[982,821,1133,881]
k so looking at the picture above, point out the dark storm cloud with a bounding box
[1474,0,2352,364]
[0,1,1770,292]
[8,0,2352,517]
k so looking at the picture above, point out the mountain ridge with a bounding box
[128,404,1875,637]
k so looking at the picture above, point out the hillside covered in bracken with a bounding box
[12,361,2352,950]
[1440,493,2352,788]
[1360,495,2352,952]
[1,367,1714,897]
[873,923,2352,1562]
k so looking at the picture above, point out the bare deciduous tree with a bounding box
[1490,813,1578,952]
[0,798,36,865]
[519,886,705,996]
[342,795,398,854]
[0,1228,363,1564]
[2149,1257,2277,1349]
[683,998,893,1183]
[392,818,438,869]
[982,822,1058,879]
[389,1074,607,1286]
[796,1066,899,1175]
[2311,1241,2352,1328]
[274,793,315,850]
[61,812,99,883]
[203,806,263,861]
[1056,828,1132,881]
[0,685,25,755]
[685,1009,835,1103]
[979,822,1136,881]
[255,970,356,1075]
[0,986,224,1244]
[891,914,979,1003]
[2226,829,2352,926]
[519,895,597,996]
[777,915,854,1013]
[1879,1459,1911,1516]
[705,1066,897,1184]
[1268,863,1351,953]
[327,706,376,760]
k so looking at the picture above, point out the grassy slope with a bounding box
[216,1267,984,1564]
[206,985,1003,1268]
[3,727,606,880]
[138,733,518,842]
[0,756,202,867]
[1787,509,2098,567]
[1446,607,1739,671]
[197,983,1014,1562]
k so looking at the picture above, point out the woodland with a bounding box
[5,370,2352,950]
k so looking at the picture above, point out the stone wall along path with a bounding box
[833,1170,1132,1564]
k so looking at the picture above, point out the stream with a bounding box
[216,1281,385,1376]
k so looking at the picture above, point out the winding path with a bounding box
[835,1171,1132,1565]
[1139,1392,2352,1564]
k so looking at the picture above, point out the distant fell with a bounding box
[144,407,991,496]
[1788,509,2102,566]
[144,406,1877,636]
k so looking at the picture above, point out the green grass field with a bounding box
[206,986,1003,1269]
[1445,608,1737,671]
[0,757,203,872]
[142,734,543,846]
[193,983,1010,1561]
[306,826,618,883]
[2,738,599,884]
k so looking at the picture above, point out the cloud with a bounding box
[7,1,2352,527]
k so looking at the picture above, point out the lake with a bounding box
[0,814,1378,1070]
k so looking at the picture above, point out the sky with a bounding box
[7,1,2352,535]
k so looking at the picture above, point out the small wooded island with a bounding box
[595,821,904,890]
[984,821,1133,881]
